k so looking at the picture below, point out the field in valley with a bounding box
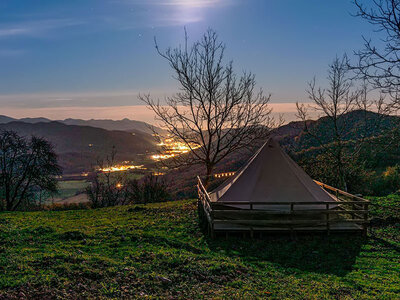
[50,180,90,204]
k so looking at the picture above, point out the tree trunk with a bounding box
[337,160,348,192]
[203,164,215,189]
[6,195,13,211]
[5,183,13,211]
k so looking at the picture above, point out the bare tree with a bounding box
[86,147,127,208]
[296,56,386,191]
[353,0,400,108]
[124,174,171,204]
[140,29,276,185]
[0,131,61,211]
[86,147,171,207]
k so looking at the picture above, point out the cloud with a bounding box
[110,0,234,28]
[0,27,32,37]
[0,1,233,39]
[0,90,173,109]
[0,49,26,57]
[159,0,228,8]
[0,19,85,39]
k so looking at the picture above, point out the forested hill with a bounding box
[62,118,165,135]
[275,110,399,151]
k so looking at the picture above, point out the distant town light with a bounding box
[153,172,165,176]
[214,172,236,178]
[151,138,200,161]
[99,164,146,172]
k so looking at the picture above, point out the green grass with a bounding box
[0,196,399,299]
[56,180,89,199]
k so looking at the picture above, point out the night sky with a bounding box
[0,0,378,121]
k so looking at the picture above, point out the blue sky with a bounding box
[0,0,378,120]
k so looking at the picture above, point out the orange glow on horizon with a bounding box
[0,103,317,125]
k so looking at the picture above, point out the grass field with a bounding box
[0,196,399,299]
[55,180,89,199]
[51,172,147,205]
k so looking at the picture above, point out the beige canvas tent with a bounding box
[197,138,370,237]
[209,138,337,210]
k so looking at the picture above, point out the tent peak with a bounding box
[209,137,336,208]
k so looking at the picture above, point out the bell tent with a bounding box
[197,138,370,236]
[209,138,337,210]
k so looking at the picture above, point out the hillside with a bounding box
[283,110,400,151]
[0,115,165,135]
[0,197,398,298]
[0,121,157,173]
[62,118,166,135]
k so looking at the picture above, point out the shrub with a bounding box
[86,173,171,208]
[370,165,400,196]
[85,173,127,208]
[125,174,171,204]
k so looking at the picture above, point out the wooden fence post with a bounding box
[326,203,330,235]
[363,203,368,237]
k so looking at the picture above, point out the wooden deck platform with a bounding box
[213,222,363,232]
[197,177,369,238]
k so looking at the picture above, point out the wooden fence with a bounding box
[197,176,369,238]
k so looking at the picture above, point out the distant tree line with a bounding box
[86,173,171,208]
[86,148,171,208]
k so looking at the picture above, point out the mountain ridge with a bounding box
[0,115,165,135]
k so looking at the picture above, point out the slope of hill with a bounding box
[0,121,157,173]
[0,115,53,124]
[62,118,165,135]
[286,110,399,151]
[0,115,165,135]
[0,115,16,123]
[0,198,398,298]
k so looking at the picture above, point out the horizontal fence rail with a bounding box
[197,176,369,238]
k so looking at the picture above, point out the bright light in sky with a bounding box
[163,0,224,8]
